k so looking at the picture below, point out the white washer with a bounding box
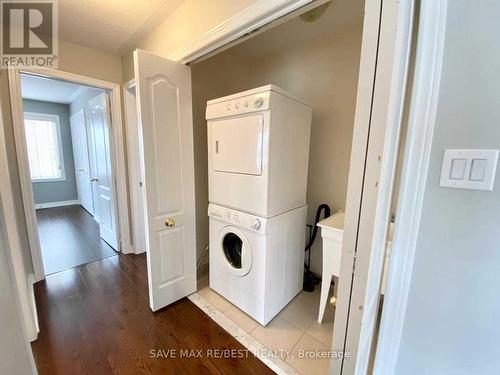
[206,85,312,218]
[208,203,306,326]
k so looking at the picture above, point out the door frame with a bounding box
[8,68,132,282]
[330,0,417,373]
[373,1,448,373]
[168,0,329,63]
[123,79,146,254]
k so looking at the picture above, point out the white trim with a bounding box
[0,95,39,344]
[27,273,39,340]
[8,70,46,282]
[373,1,449,374]
[188,292,298,375]
[353,0,416,373]
[331,0,416,373]
[24,111,66,183]
[330,0,384,372]
[168,0,318,63]
[123,81,146,255]
[35,199,80,209]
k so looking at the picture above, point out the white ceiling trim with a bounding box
[168,0,322,63]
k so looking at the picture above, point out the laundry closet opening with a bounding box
[184,0,389,372]
[192,0,364,269]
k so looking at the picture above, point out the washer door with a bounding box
[219,226,252,277]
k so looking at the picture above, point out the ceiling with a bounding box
[21,74,96,104]
[58,0,185,55]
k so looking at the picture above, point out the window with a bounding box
[24,113,65,182]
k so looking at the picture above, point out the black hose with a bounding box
[303,204,331,292]
[305,204,331,252]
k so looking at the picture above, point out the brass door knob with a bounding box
[330,296,337,308]
[165,218,176,227]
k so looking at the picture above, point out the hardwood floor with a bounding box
[31,253,274,375]
[36,205,117,275]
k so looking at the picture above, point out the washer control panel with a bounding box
[208,204,266,233]
[206,92,270,119]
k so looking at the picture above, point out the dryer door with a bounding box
[210,114,263,175]
[219,226,253,277]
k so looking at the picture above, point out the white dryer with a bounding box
[206,85,312,218]
[208,203,306,325]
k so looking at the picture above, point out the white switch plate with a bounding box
[440,149,499,191]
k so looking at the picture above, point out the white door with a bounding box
[87,93,118,250]
[133,49,197,311]
[70,109,94,214]
[210,115,263,175]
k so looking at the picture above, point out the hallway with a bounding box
[31,253,273,374]
[37,205,116,275]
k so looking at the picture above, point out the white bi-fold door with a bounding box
[133,49,197,311]
[70,109,94,214]
[87,93,118,250]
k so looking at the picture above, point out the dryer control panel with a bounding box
[206,92,270,119]
[208,204,266,234]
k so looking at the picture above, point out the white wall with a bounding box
[395,2,500,374]
[191,0,364,272]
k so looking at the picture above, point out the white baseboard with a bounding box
[27,274,39,342]
[35,199,80,209]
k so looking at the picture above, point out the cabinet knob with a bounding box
[90,177,98,182]
[165,218,176,227]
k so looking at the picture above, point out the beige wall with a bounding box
[122,0,258,82]
[58,39,123,84]
[191,0,364,273]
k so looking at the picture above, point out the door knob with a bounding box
[330,296,337,309]
[90,177,98,182]
[165,218,175,227]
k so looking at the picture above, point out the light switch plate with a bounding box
[439,149,499,191]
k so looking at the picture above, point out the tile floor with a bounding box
[196,274,336,375]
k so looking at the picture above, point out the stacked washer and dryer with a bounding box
[206,85,312,325]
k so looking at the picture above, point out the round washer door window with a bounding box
[219,226,252,277]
